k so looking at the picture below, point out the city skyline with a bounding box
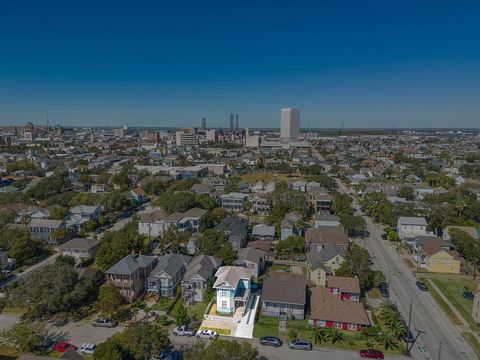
[1,1,480,128]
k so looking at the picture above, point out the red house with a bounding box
[309,287,370,331]
[326,275,360,301]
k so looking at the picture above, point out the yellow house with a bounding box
[307,250,346,286]
[420,243,461,274]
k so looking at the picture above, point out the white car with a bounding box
[196,329,218,340]
[79,343,96,355]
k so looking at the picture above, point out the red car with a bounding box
[52,341,78,353]
[360,348,384,359]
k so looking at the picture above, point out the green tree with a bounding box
[196,193,217,211]
[97,283,125,319]
[172,301,188,325]
[287,329,298,340]
[158,191,197,214]
[50,206,68,220]
[1,228,37,262]
[335,243,378,291]
[51,227,69,244]
[275,235,305,256]
[325,327,343,344]
[379,330,398,350]
[7,261,96,318]
[0,321,50,353]
[122,323,170,360]
[93,337,124,360]
[396,186,414,201]
[184,339,258,360]
[310,326,327,344]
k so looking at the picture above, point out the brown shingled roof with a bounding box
[261,275,306,305]
[310,286,370,325]
[326,276,360,294]
[306,226,349,246]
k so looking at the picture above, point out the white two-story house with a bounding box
[397,216,428,245]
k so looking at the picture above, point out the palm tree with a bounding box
[325,327,344,345]
[379,330,399,351]
[310,326,327,344]
[389,319,407,341]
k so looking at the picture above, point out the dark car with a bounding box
[463,291,474,300]
[415,281,428,291]
[288,339,312,351]
[379,282,389,298]
[260,336,282,347]
[403,329,415,343]
[360,348,384,359]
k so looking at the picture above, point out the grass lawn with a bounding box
[431,277,477,328]
[0,344,20,359]
[422,278,462,326]
[187,302,208,322]
[367,288,381,299]
[286,319,310,340]
[253,315,279,338]
[199,326,231,335]
[151,297,175,312]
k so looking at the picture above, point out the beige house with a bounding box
[58,237,101,264]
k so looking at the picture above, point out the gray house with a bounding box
[280,212,302,240]
[106,253,157,302]
[215,216,249,250]
[234,247,265,279]
[181,255,222,305]
[147,254,192,297]
[261,274,306,320]
[252,224,275,242]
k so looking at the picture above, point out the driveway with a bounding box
[51,320,124,346]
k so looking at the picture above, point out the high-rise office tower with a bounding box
[280,107,300,139]
[201,118,206,130]
[229,113,234,132]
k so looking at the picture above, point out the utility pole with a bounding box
[437,341,442,360]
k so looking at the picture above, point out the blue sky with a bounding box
[1,0,479,128]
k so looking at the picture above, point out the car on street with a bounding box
[403,329,415,343]
[287,339,312,350]
[415,281,428,291]
[196,329,218,340]
[259,336,282,347]
[173,324,196,336]
[79,343,96,355]
[91,318,117,328]
[360,348,384,359]
[52,341,78,353]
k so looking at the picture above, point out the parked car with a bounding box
[52,341,78,353]
[287,339,312,351]
[379,282,389,298]
[260,336,282,347]
[79,343,96,355]
[463,291,474,300]
[196,329,218,340]
[360,348,384,359]
[91,318,117,328]
[173,325,196,336]
[415,281,428,291]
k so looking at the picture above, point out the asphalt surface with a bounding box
[323,157,478,360]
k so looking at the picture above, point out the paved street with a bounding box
[315,148,478,360]
[170,333,407,360]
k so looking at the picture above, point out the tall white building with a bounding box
[280,107,300,139]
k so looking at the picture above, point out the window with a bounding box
[348,323,357,331]
[221,301,227,308]
[334,322,342,329]
[445,259,452,266]
[318,320,326,327]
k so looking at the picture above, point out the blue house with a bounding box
[213,266,252,315]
